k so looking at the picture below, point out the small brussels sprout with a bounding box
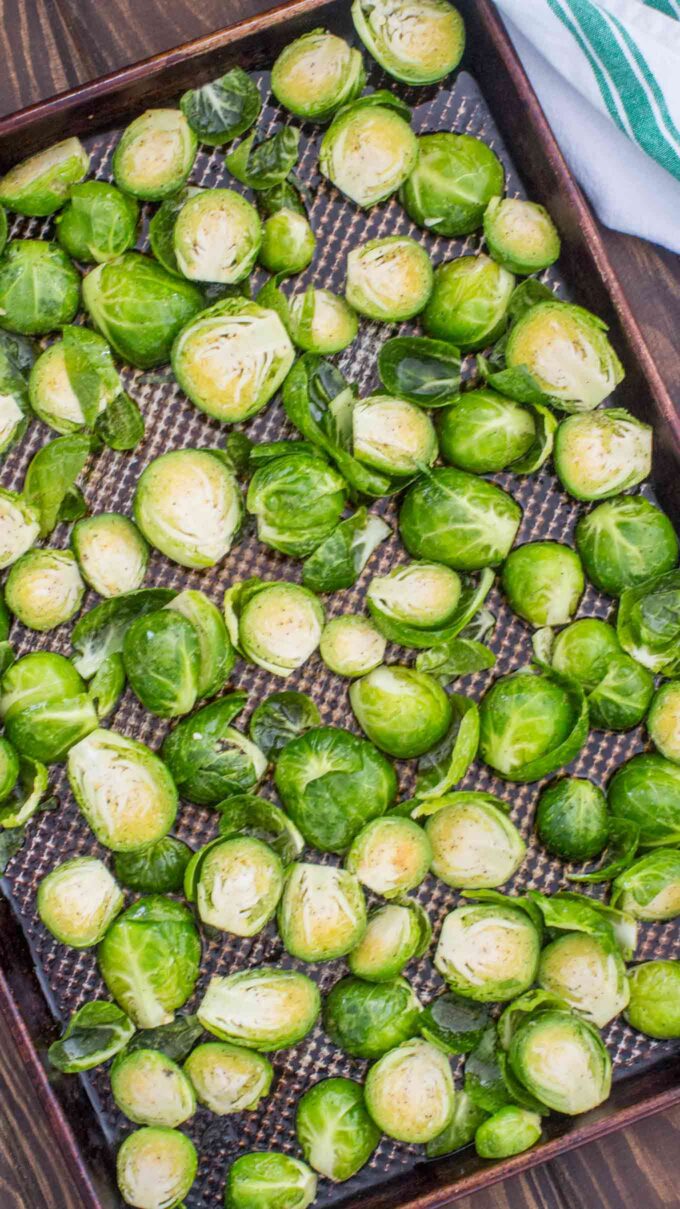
[352,0,465,84]
[538,933,629,1028]
[367,562,461,647]
[288,287,358,354]
[123,609,200,719]
[99,896,201,1028]
[612,850,680,921]
[0,489,40,570]
[37,856,123,948]
[0,737,19,802]
[71,513,148,598]
[48,1000,135,1074]
[346,236,433,322]
[187,835,284,936]
[278,862,367,962]
[320,615,386,677]
[28,328,118,434]
[134,449,242,568]
[401,133,504,236]
[184,1042,272,1114]
[437,389,538,474]
[271,29,365,121]
[198,966,321,1050]
[225,1153,317,1209]
[351,394,438,477]
[180,66,262,146]
[5,548,85,631]
[551,618,654,731]
[625,960,680,1039]
[68,729,177,851]
[350,664,453,758]
[0,241,80,336]
[111,1049,196,1127]
[535,777,608,862]
[617,569,680,675]
[247,451,347,557]
[365,1038,455,1143]
[173,188,261,283]
[172,297,295,422]
[483,197,560,275]
[575,495,678,596]
[296,1077,380,1182]
[249,691,320,760]
[260,209,316,275]
[647,682,680,763]
[609,753,680,848]
[116,1127,197,1209]
[419,992,489,1055]
[113,109,197,201]
[345,816,431,898]
[435,900,540,1002]
[508,1008,611,1114]
[163,697,265,807]
[319,93,418,208]
[348,900,431,981]
[506,301,624,413]
[475,1106,542,1159]
[479,668,588,783]
[400,467,521,571]
[502,542,584,628]
[0,138,89,217]
[56,180,139,263]
[226,579,324,677]
[114,837,192,895]
[555,409,652,501]
[425,792,526,889]
[423,254,514,351]
[0,651,97,764]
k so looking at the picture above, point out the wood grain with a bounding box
[0,2,678,1207]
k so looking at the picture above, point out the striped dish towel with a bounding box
[494,0,680,252]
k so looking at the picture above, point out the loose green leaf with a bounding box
[23,434,90,536]
[464,1026,514,1114]
[180,68,262,146]
[48,1000,135,1073]
[217,792,304,865]
[71,587,176,678]
[566,818,640,884]
[0,757,49,830]
[302,508,391,594]
[413,695,480,801]
[378,336,461,406]
[96,392,145,452]
[88,653,126,720]
[416,638,496,685]
[125,1014,204,1062]
[226,127,301,190]
[248,691,321,760]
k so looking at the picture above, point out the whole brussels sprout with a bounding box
[123,609,200,718]
[172,188,261,283]
[296,1077,380,1182]
[611,849,680,921]
[225,1153,317,1209]
[554,409,652,501]
[324,975,422,1060]
[352,0,465,84]
[247,451,347,557]
[1,652,97,763]
[625,960,680,1039]
[346,236,433,322]
[0,489,40,570]
[435,900,540,1002]
[288,287,358,354]
[37,856,123,948]
[419,992,489,1055]
[5,548,85,631]
[163,696,265,807]
[647,681,680,763]
[198,966,321,1051]
[365,1038,455,1143]
[538,932,629,1028]
[551,618,654,731]
[479,668,587,782]
[535,777,608,861]
[0,737,19,802]
[425,791,526,889]
[187,835,284,936]
[505,301,624,413]
[351,394,438,477]
[423,254,514,351]
[271,29,365,121]
[437,389,537,474]
[116,1127,197,1209]
[507,1007,611,1114]
[111,1049,196,1128]
[68,729,178,851]
[0,137,89,217]
[502,542,584,628]
[609,753,680,848]
[399,467,521,571]
[475,1106,542,1159]
[56,180,139,263]
[260,208,316,275]
[99,896,201,1028]
[113,109,197,200]
[320,615,387,678]
[114,837,192,895]
[319,93,418,208]
[483,197,560,275]
[575,495,678,596]
[617,569,680,674]
[134,449,242,568]
[28,327,120,434]
[346,816,432,898]
[184,1042,273,1114]
[71,513,148,598]
[348,900,431,982]
[401,133,504,236]
[0,241,80,335]
[350,664,453,758]
[278,862,367,962]
[225,579,324,677]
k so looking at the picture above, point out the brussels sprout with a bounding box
[225,1153,317,1209]
[648,681,680,763]
[55,180,138,265]
[345,815,431,900]
[134,449,241,568]
[172,188,261,283]
[423,254,514,351]
[365,1037,454,1143]
[71,513,148,598]
[278,862,366,962]
[419,992,489,1055]
[609,752,680,849]
[401,133,504,237]
[287,286,358,354]
[424,792,526,889]
[350,664,453,759]
[123,609,200,719]
[575,495,678,597]
[0,737,19,802]
[114,837,192,895]
[48,1000,135,1074]
[226,127,301,191]
[435,900,541,1002]
[475,1106,541,1159]
[28,327,118,434]
[320,92,418,208]
[368,561,460,640]
[535,777,608,862]
[113,109,197,201]
[352,0,465,84]
[400,467,521,571]
[37,856,123,948]
[187,835,284,936]
[260,209,316,275]
[163,696,265,807]
[0,241,80,336]
[5,548,84,631]
[611,849,680,922]
[502,542,584,629]
[165,588,233,693]
[116,1127,197,1209]
[551,618,654,731]
[249,691,320,761]
[0,652,97,763]
[183,1041,272,1116]
[483,197,560,276]
[437,389,534,474]
[427,1091,489,1158]
[345,236,433,322]
[0,329,35,455]
[71,587,176,679]
[99,896,201,1028]
[180,66,262,146]
[0,489,40,570]
[296,1077,380,1183]
[617,569,680,674]
[218,794,304,866]
[111,1049,196,1127]
[555,409,652,501]
[198,966,321,1050]
[505,301,624,413]
[0,138,89,217]
[538,932,628,1028]
[271,29,365,121]
[625,960,680,1039]
[507,1008,611,1114]
[226,579,324,677]
[320,616,386,678]
[350,394,438,478]
[68,729,177,851]
[479,668,588,783]
[247,451,347,557]
[349,900,431,981]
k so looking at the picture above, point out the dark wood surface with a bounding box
[0,2,678,1207]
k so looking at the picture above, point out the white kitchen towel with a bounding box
[493,0,680,252]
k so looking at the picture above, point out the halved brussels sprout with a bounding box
[172,297,295,422]
[535,777,608,862]
[226,578,324,677]
[348,900,431,981]
[401,133,504,236]
[116,1127,198,1209]
[345,816,431,898]
[260,209,316,275]
[0,241,80,336]
[56,180,139,263]
[435,900,540,1002]
[134,449,242,569]
[352,0,465,84]
[368,562,460,639]
[400,467,521,571]
[365,1038,454,1143]
[111,1049,196,1127]
[225,1153,317,1209]
[288,287,358,354]
[173,188,261,283]
[0,137,89,217]
[37,856,123,948]
[617,569,680,674]
[246,451,347,557]
[1,651,97,763]
[184,1042,272,1114]
[187,835,284,936]
[296,1077,380,1182]
[48,1000,135,1074]
[114,837,192,895]
[113,109,197,201]
[502,542,584,628]
[0,489,40,570]
[0,329,34,456]
[271,29,365,121]
[163,696,264,806]
[351,394,438,477]
[425,792,526,889]
[551,618,654,731]
[123,609,200,719]
[423,253,514,351]
[554,409,652,500]
[609,753,680,848]
[538,932,629,1028]
[437,389,537,474]
[5,548,84,631]
[483,197,560,275]
[612,849,680,922]
[28,327,119,434]
[479,668,588,783]
[68,729,178,851]
[319,93,418,208]
[0,737,19,802]
[71,513,148,598]
[475,1106,541,1159]
[648,682,680,764]
[507,1008,611,1114]
[575,495,678,596]
[350,664,452,758]
[419,992,489,1055]
[625,959,680,1039]
[198,966,321,1050]
[70,587,176,679]
[505,301,624,413]
[180,66,262,146]
[320,615,387,677]
[279,861,367,962]
[162,588,233,692]
[346,236,433,322]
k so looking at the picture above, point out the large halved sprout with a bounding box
[173,188,261,283]
[425,792,526,889]
[113,109,198,201]
[401,133,504,236]
[111,1049,196,1128]
[0,489,40,570]
[186,835,284,936]
[505,302,624,412]
[502,541,584,628]
[0,241,81,336]
[271,29,365,121]
[423,254,514,351]
[625,960,680,1039]
[116,1126,198,1209]
[351,394,438,477]
[435,899,541,1001]
[348,901,431,981]
[484,197,560,276]
[538,932,629,1028]
[225,1154,317,1209]
[278,862,367,962]
[56,181,139,264]
[576,495,678,597]
[319,93,418,208]
[506,1004,612,1115]
[346,815,432,898]
[134,449,242,568]
[555,409,652,500]
[71,513,148,598]
[198,966,321,1051]
[37,856,123,948]
[0,137,89,217]
[400,467,521,571]
[0,651,97,764]
[5,548,85,631]
[184,1042,273,1115]
[346,236,433,322]
[364,1038,455,1143]
[320,615,387,678]
[296,1076,380,1183]
[288,287,358,354]
[225,579,324,677]
[247,450,347,558]
[648,682,680,764]
[352,0,465,84]
[479,667,588,783]
[350,664,453,758]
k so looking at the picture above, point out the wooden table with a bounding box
[0,2,679,1206]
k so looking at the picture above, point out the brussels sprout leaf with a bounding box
[0,757,49,830]
[88,653,126,720]
[420,992,489,1055]
[226,127,301,190]
[378,336,461,406]
[217,793,304,864]
[96,392,145,451]
[413,695,480,802]
[302,508,391,594]
[48,1000,135,1073]
[249,691,320,760]
[23,434,90,536]
[566,818,640,884]
[125,1013,204,1062]
[180,68,262,146]
[426,1092,489,1158]
[464,1026,514,1114]
[71,587,176,678]
[416,638,496,685]
[114,837,193,894]
[58,485,88,523]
